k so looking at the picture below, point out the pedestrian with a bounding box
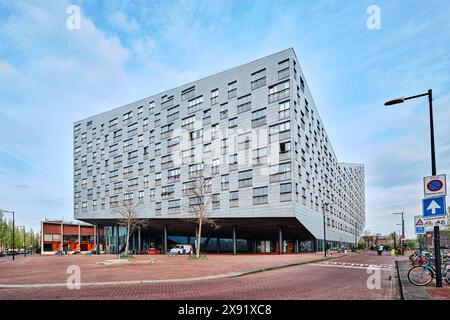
[390,248,396,257]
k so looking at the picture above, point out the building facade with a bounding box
[40,220,105,255]
[73,48,365,254]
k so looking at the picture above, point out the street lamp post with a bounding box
[392,212,405,255]
[17,226,26,258]
[385,89,442,287]
[0,209,15,261]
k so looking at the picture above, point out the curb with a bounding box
[0,253,353,289]
[395,259,433,300]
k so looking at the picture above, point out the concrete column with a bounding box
[253,240,257,253]
[78,224,81,251]
[163,224,168,253]
[95,225,100,254]
[115,225,119,254]
[216,237,220,253]
[294,239,299,253]
[278,226,283,255]
[138,226,141,254]
[232,226,237,255]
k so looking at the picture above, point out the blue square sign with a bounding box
[415,226,425,234]
[422,196,447,217]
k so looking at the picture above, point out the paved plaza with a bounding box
[0,252,402,300]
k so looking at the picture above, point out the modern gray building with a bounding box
[73,48,365,254]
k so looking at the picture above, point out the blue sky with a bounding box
[0,0,449,238]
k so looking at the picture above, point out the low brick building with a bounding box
[40,220,105,255]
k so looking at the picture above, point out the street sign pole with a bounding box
[427,90,442,288]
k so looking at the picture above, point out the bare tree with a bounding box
[184,171,218,258]
[116,200,146,255]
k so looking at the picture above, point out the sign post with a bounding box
[422,174,447,288]
[414,216,425,235]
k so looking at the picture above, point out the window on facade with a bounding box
[212,193,220,210]
[149,101,155,114]
[161,95,174,109]
[268,80,290,103]
[238,169,253,187]
[211,89,219,105]
[270,162,291,182]
[182,86,195,101]
[182,115,196,130]
[168,167,180,181]
[251,68,266,90]
[237,94,251,113]
[228,81,237,99]
[161,185,174,197]
[188,96,203,113]
[228,117,238,128]
[252,147,267,166]
[220,103,228,119]
[167,105,179,122]
[280,183,292,201]
[280,141,291,153]
[279,100,290,120]
[212,158,220,174]
[221,174,229,190]
[253,186,268,205]
[229,190,239,207]
[252,108,267,127]
[123,111,133,122]
[278,59,290,80]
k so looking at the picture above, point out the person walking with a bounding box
[390,248,396,257]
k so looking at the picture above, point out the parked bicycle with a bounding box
[407,257,450,286]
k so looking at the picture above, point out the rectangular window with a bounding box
[268,80,290,103]
[253,186,268,205]
[229,190,239,207]
[221,174,229,190]
[220,103,228,119]
[161,184,174,197]
[123,111,133,121]
[182,115,196,130]
[212,193,220,210]
[211,89,219,105]
[168,199,181,213]
[228,81,237,99]
[228,117,238,129]
[168,167,180,181]
[182,86,195,101]
[237,94,251,114]
[167,105,180,122]
[252,108,267,128]
[238,169,253,187]
[253,147,267,166]
[188,96,203,113]
[149,101,155,114]
[278,59,290,80]
[279,100,290,120]
[161,95,174,109]
[251,68,266,89]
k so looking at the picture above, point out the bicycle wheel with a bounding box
[444,267,450,285]
[408,266,434,286]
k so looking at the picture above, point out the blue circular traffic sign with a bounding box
[427,179,443,192]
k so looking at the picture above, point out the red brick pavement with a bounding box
[426,287,450,300]
[0,252,345,285]
[0,252,400,300]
